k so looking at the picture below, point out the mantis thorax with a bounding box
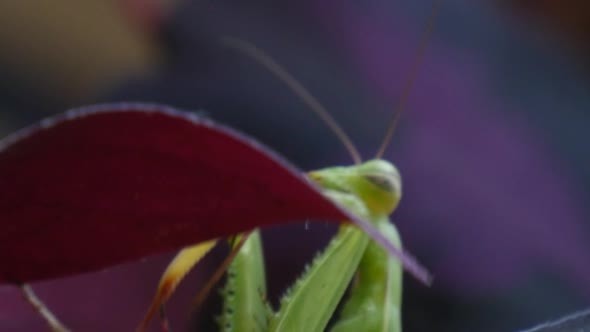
[308,159,402,217]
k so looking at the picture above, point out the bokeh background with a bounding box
[1,0,589,331]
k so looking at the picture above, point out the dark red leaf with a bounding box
[0,103,428,284]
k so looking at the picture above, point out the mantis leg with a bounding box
[268,191,371,332]
[218,230,271,332]
[330,216,402,332]
[268,225,368,332]
[138,239,217,331]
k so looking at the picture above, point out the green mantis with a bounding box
[140,3,439,330]
[265,160,404,332]
[140,160,406,331]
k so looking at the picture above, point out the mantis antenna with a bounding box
[221,36,363,165]
[375,0,441,159]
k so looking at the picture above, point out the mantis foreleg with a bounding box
[218,230,272,332]
[267,191,371,332]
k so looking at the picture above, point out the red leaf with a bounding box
[0,103,429,284]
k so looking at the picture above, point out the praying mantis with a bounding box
[139,3,439,331]
[1,2,439,331]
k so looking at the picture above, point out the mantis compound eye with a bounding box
[356,161,402,215]
[361,159,402,197]
[364,173,401,196]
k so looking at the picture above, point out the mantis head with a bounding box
[308,159,402,216]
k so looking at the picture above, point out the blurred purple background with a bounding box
[1,0,589,331]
